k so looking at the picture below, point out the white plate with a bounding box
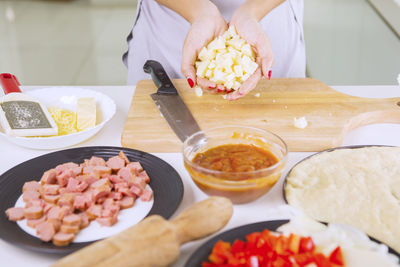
[0,87,116,149]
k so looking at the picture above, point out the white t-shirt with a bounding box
[124,0,305,85]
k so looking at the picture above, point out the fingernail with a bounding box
[187,78,194,88]
[217,88,224,92]
[209,86,216,89]
[268,70,272,80]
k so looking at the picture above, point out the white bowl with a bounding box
[0,86,116,149]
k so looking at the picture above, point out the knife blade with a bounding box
[144,60,201,142]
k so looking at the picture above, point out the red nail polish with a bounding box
[209,86,216,89]
[187,78,194,88]
[268,70,272,80]
[217,88,224,92]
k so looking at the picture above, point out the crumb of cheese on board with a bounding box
[293,116,308,129]
[254,93,260,97]
[194,86,203,97]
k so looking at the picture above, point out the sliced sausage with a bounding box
[86,204,102,220]
[106,156,125,171]
[109,175,126,184]
[66,178,79,192]
[79,212,90,229]
[120,196,135,209]
[93,166,112,176]
[42,194,60,204]
[126,162,143,175]
[40,169,57,184]
[23,181,41,192]
[60,224,80,234]
[89,156,106,166]
[6,207,25,221]
[117,167,135,183]
[27,216,46,228]
[96,214,118,227]
[138,170,150,183]
[36,221,55,242]
[53,232,75,246]
[129,184,142,196]
[140,189,153,202]
[42,184,60,195]
[118,151,130,164]
[62,214,81,227]
[22,190,40,203]
[24,206,43,220]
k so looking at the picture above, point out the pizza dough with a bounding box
[285,146,400,253]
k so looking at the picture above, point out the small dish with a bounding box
[183,125,287,204]
[0,86,116,149]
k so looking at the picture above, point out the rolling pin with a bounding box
[52,197,233,267]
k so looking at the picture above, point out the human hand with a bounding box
[226,4,274,100]
[181,2,227,92]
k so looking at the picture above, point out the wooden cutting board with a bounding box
[121,78,400,152]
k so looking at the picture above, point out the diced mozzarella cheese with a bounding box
[293,117,308,129]
[228,37,245,50]
[208,36,225,51]
[228,25,237,36]
[241,43,254,58]
[234,65,243,77]
[213,69,225,83]
[233,81,241,90]
[194,86,203,97]
[224,80,234,89]
[205,69,212,78]
[196,60,209,78]
[195,25,260,94]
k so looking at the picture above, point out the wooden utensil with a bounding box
[121,78,400,152]
[52,197,233,267]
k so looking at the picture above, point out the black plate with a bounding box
[0,146,183,254]
[185,220,400,266]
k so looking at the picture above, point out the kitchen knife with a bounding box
[144,60,201,142]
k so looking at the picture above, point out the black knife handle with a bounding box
[143,60,178,95]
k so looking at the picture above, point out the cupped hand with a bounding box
[181,3,227,92]
[226,6,274,100]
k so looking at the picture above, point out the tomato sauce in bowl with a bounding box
[183,126,287,204]
[192,144,278,173]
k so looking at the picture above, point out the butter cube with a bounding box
[77,98,96,131]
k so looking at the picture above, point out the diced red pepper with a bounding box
[329,246,344,266]
[299,237,315,253]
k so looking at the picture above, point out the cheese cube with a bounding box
[228,25,237,36]
[224,80,234,89]
[242,55,258,75]
[233,81,241,90]
[196,60,209,78]
[208,36,225,51]
[205,69,212,78]
[228,37,245,50]
[213,69,225,84]
[234,65,244,77]
[225,72,236,82]
[208,60,216,69]
[241,73,251,82]
[241,43,254,58]
[77,98,96,131]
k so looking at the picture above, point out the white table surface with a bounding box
[0,84,399,267]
